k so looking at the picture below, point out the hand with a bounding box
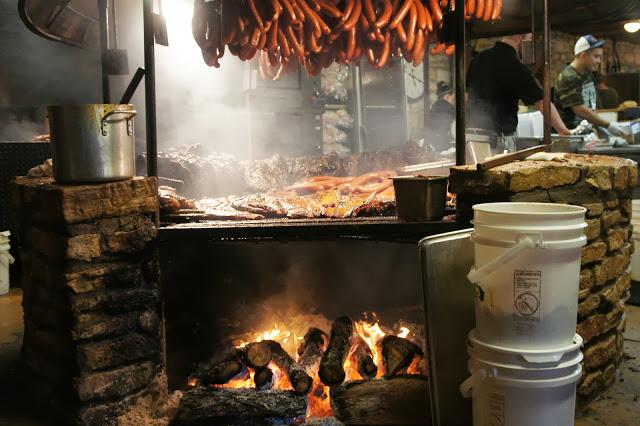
[607,122,628,136]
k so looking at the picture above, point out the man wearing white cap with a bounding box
[554,35,627,136]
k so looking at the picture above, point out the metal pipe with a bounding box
[423,53,430,136]
[143,0,158,177]
[543,0,551,145]
[353,65,365,153]
[454,0,466,165]
[111,0,119,48]
[98,0,111,103]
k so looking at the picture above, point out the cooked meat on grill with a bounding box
[196,197,266,220]
[159,186,198,214]
[231,192,289,218]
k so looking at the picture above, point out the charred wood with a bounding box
[176,387,307,424]
[236,341,272,369]
[319,316,355,386]
[351,335,377,380]
[253,366,273,390]
[330,375,430,425]
[380,336,424,378]
[264,340,313,395]
[298,328,328,374]
[191,352,243,386]
[297,327,329,357]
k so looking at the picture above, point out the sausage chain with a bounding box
[193,0,503,76]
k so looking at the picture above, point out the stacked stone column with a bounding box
[11,177,166,425]
[449,154,637,399]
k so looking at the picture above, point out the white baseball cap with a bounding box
[574,35,605,55]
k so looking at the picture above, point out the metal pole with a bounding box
[353,65,365,153]
[454,0,466,165]
[543,0,551,145]
[98,0,111,103]
[143,0,158,177]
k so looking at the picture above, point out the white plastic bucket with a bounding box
[467,330,583,368]
[467,203,587,350]
[0,231,14,295]
[631,231,640,281]
[460,341,582,426]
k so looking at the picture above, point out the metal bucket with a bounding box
[47,104,137,183]
[392,176,448,221]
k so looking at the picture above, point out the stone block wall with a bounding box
[11,177,168,425]
[449,153,637,398]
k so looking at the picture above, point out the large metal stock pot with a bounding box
[47,104,137,183]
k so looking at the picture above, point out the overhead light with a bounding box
[624,21,640,33]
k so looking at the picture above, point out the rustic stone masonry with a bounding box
[449,154,637,399]
[11,177,171,425]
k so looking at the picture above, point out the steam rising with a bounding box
[116,0,252,159]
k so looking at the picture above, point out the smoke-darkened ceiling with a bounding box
[18,0,640,49]
[469,0,640,41]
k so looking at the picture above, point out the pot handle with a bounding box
[101,110,138,136]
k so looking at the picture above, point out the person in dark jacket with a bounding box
[430,81,456,152]
[467,34,570,152]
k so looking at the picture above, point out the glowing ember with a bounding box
[306,378,332,419]
[217,368,254,389]
[354,317,387,378]
[398,326,410,339]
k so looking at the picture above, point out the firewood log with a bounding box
[264,340,313,395]
[191,352,243,385]
[330,375,430,425]
[351,335,377,379]
[253,366,273,390]
[236,341,272,369]
[297,327,328,374]
[380,335,424,377]
[319,316,355,385]
[297,327,329,356]
[176,388,307,424]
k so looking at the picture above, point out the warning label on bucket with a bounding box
[513,270,541,322]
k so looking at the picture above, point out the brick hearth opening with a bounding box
[450,153,637,399]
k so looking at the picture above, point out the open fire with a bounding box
[186,313,426,422]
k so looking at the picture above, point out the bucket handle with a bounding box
[467,234,543,286]
[459,367,492,398]
[101,109,138,136]
[0,251,15,267]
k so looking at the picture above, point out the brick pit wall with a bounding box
[449,153,637,398]
[11,177,175,425]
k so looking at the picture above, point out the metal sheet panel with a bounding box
[419,229,475,426]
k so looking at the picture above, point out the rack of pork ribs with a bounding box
[178,316,429,424]
[161,169,399,221]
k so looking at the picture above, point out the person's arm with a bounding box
[572,104,609,127]
[533,100,572,135]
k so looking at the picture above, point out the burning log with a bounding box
[351,335,377,380]
[380,336,424,378]
[176,387,307,424]
[298,327,329,374]
[330,375,430,425]
[264,340,313,395]
[191,352,243,386]
[319,316,355,386]
[253,366,274,390]
[236,341,272,369]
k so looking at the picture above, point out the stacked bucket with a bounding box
[0,230,14,295]
[460,203,588,426]
[631,200,640,281]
